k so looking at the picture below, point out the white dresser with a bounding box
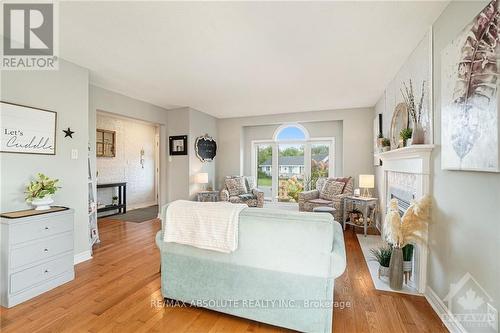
[0,208,75,308]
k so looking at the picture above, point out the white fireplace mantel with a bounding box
[375,144,435,294]
[375,144,435,175]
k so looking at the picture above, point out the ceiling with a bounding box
[60,1,448,118]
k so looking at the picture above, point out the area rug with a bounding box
[108,205,159,223]
[356,234,420,295]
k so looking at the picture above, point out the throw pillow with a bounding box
[245,176,256,191]
[225,177,247,196]
[320,179,345,201]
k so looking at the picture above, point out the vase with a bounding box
[389,247,403,290]
[412,123,425,144]
[31,196,54,210]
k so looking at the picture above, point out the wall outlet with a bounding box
[71,149,78,160]
[488,303,498,332]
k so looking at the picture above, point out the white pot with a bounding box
[31,196,54,210]
[403,261,413,273]
[378,265,390,278]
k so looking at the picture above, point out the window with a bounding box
[252,123,334,203]
[273,124,309,141]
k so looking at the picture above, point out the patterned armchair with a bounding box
[298,177,353,222]
[220,176,264,208]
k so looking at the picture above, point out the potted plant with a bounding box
[112,195,119,205]
[25,173,60,210]
[402,244,414,284]
[400,128,413,147]
[370,246,392,278]
[401,80,426,144]
[381,138,391,152]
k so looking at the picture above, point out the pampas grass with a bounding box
[383,196,431,248]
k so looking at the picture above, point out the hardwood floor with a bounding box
[0,218,447,333]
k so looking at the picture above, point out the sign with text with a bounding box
[0,101,57,155]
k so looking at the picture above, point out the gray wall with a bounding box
[241,121,343,177]
[1,60,90,257]
[189,108,218,200]
[216,107,374,189]
[430,0,499,309]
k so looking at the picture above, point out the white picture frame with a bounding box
[0,101,57,155]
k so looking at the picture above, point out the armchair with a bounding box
[299,177,353,221]
[220,176,264,208]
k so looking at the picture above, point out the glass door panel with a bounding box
[310,142,330,190]
[255,144,273,200]
[278,143,304,203]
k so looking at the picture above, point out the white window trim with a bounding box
[251,132,335,203]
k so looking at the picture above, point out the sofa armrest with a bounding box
[252,188,265,208]
[220,189,230,202]
[330,221,347,278]
[299,190,320,201]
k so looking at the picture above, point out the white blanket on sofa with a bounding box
[163,200,247,253]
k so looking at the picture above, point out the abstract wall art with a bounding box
[441,0,500,172]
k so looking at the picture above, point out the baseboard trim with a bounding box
[425,287,467,333]
[74,250,92,265]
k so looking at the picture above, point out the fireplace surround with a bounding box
[375,144,434,294]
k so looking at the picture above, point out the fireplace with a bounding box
[375,145,434,294]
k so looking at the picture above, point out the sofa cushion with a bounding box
[308,198,333,205]
[225,177,247,196]
[334,177,351,193]
[245,176,256,191]
[320,180,345,200]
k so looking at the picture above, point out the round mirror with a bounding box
[390,103,409,149]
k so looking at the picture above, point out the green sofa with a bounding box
[156,205,347,333]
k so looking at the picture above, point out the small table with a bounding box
[97,182,127,215]
[312,206,336,218]
[342,196,378,237]
[197,191,219,202]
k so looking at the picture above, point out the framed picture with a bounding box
[441,0,499,172]
[0,101,57,155]
[169,135,188,155]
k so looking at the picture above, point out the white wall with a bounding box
[430,0,499,312]
[373,0,499,319]
[216,107,374,189]
[89,85,171,206]
[1,60,90,258]
[96,114,157,210]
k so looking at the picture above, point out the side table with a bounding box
[342,196,378,237]
[197,191,219,202]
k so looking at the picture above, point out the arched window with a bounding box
[273,124,309,141]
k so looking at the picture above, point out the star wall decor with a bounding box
[63,127,75,138]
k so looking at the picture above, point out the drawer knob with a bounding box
[44,248,49,252]
[44,226,49,230]
[44,269,50,273]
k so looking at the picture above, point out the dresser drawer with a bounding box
[9,214,73,244]
[10,233,73,269]
[10,254,73,294]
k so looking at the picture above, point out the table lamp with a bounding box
[195,172,209,191]
[359,174,374,198]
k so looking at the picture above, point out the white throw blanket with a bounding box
[163,200,247,253]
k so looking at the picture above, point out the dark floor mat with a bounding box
[104,205,159,223]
